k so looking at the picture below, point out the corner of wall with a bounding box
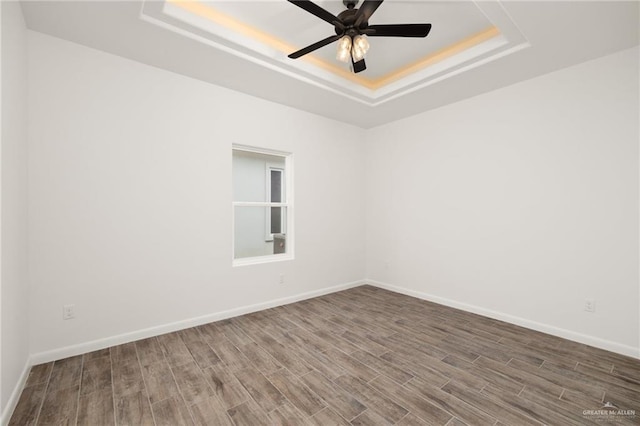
[1,0,31,422]
[366,279,640,359]
[0,358,31,426]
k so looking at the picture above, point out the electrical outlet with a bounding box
[63,304,76,320]
[584,299,596,313]
[279,274,285,284]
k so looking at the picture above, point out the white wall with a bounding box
[366,47,640,356]
[1,0,30,418]
[28,31,366,358]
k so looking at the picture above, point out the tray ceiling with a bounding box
[141,0,529,104]
[19,1,640,128]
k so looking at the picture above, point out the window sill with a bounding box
[232,253,294,267]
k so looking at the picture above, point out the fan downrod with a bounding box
[343,0,358,9]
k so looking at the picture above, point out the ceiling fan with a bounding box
[287,0,432,73]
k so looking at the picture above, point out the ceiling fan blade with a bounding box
[288,0,341,26]
[368,23,432,37]
[288,34,341,59]
[354,0,384,27]
[352,58,366,73]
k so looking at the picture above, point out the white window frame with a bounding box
[232,144,294,267]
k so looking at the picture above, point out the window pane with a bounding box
[233,150,285,202]
[270,170,282,202]
[271,206,281,234]
[234,206,287,259]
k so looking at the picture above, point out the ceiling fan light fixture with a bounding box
[336,35,352,62]
[351,44,365,61]
[351,34,369,61]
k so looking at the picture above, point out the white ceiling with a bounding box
[20,1,640,128]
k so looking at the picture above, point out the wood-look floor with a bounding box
[9,286,640,425]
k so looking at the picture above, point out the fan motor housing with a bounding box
[336,9,358,27]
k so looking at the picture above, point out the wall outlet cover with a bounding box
[63,304,76,320]
[584,299,596,313]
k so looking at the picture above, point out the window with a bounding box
[232,146,293,265]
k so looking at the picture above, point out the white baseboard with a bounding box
[366,279,640,359]
[1,357,32,426]
[30,280,366,365]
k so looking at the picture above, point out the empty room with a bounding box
[1,0,639,425]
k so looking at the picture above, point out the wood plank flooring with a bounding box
[9,285,640,425]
